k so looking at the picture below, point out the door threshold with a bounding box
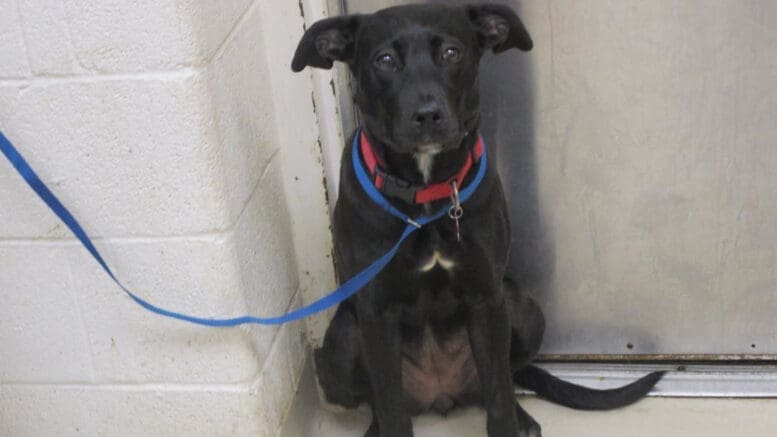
[527,362,777,398]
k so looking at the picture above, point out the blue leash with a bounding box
[0,130,486,327]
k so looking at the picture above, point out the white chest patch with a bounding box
[414,147,440,184]
[418,250,457,272]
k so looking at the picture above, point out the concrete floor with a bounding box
[281,359,777,437]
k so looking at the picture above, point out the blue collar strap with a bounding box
[351,131,487,227]
[0,129,486,327]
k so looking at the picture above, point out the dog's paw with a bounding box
[517,420,542,437]
[363,419,379,437]
[364,419,416,437]
[364,419,380,437]
[488,418,541,437]
[513,405,541,437]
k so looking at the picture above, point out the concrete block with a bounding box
[0,244,95,382]
[253,310,308,437]
[18,0,254,75]
[0,0,31,78]
[0,158,299,384]
[0,383,264,437]
[80,154,300,384]
[0,72,235,239]
[0,236,260,384]
[0,0,312,242]
[15,0,81,76]
[204,0,277,227]
[233,161,301,363]
[0,319,306,437]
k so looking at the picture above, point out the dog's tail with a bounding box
[514,365,664,410]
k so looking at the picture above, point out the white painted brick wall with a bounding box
[0,0,336,435]
[0,0,30,78]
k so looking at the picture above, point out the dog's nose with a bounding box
[412,103,443,127]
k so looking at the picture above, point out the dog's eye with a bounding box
[374,53,397,70]
[441,47,462,63]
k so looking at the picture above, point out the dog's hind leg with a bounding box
[505,280,546,370]
[314,303,370,410]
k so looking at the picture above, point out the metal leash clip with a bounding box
[448,180,464,242]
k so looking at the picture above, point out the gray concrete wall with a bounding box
[342,0,777,356]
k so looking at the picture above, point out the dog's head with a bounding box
[292,3,532,155]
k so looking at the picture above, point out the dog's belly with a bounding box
[401,325,480,414]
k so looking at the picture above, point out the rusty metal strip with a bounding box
[537,354,777,364]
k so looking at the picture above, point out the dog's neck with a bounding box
[363,132,478,189]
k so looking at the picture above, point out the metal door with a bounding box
[338,0,777,364]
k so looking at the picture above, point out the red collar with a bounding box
[359,131,484,204]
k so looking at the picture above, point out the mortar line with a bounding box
[0,381,255,391]
[60,0,95,74]
[0,147,280,246]
[203,0,261,66]
[0,68,203,88]
[252,285,304,381]
[13,0,32,77]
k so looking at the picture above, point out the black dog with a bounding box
[292,4,663,436]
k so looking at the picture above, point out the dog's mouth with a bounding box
[374,124,466,155]
[406,129,467,153]
[385,134,458,154]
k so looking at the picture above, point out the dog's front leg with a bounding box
[357,301,412,437]
[467,293,525,437]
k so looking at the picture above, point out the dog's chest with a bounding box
[410,222,461,274]
[418,250,456,272]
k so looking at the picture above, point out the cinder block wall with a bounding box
[0,1,334,435]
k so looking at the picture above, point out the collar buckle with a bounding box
[375,168,417,204]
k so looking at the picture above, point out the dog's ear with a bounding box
[466,4,533,53]
[291,15,362,72]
